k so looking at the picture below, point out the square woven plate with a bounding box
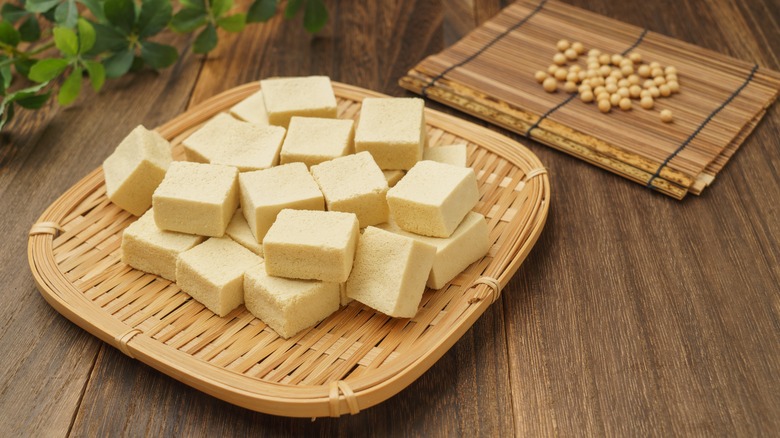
[27,82,550,418]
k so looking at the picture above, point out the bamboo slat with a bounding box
[399,0,780,199]
[26,82,550,418]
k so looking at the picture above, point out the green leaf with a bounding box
[19,16,42,41]
[103,48,133,77]
[77,18,96,53]
[192,23,216,54]
[25,0,61,13]
[130,54,144,72]
[16,91,51,109]
[55,0,78,27]
[0,21,21,47]
[170,8,207,33]
[210,0,232,18]
[180,0,206,10]
[58,66,82,105]
[14,58,36,78]
[104,0,136,35]
[138,0,172,38]
[53,26,79,57]
[284,0,302,19]
[2,4,28,23]
[87,22,127,54]
[77,0,107,22]
[0,59,11,91]
[247,0,276,23]
[140,41,178,69]
[83,60,105,91]
[303,0,327,33]
[29,58,69,82]
[0,102,15,131]
[217,13,245,32]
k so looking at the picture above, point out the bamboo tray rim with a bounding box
[27,81,550,417]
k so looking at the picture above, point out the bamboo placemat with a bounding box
[27,82,549,417]
[399,0,780,199]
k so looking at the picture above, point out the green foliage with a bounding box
[0,0,330,132]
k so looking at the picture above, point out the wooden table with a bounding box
[2,0,778,435]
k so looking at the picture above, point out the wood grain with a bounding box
[1,0,779,435]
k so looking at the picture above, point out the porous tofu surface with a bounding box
[239,162,324,242]
[310,151,388,227]
[103,125,172,216]
[280,117,354,167]
[182,113,285,171]
[121,209,204,281]
[354,97,426,170]
[260,76,337,127]
[176,236,262,316]
[423,143,468,167]
[229,90,269,125]
[152,161,239,237]
[378,212,489,289]
[382,170,405,187]
[346,226,436,318]
[225,209,263,256]
[387,160,479,237]
[244,262,340,339]
[263,209,359,282]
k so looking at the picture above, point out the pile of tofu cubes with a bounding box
[104,76,490,339]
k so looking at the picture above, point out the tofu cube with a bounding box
[182,113,285,172]
[229,90,269,125]
[225,209,263,256]
[378,212,490,289]
[383,170,405,187]
[310,151,389,227]
[260,76,337,128]
[244,262,340,339]
[239,162,325,243]
[121,209,204,281]
[153,161,239,237]
[176,237,262,317]
[346,227,436,318]
[279,117,354,168]
[387,160,479,238]
[354,97,426,170]
[423,143,468,167]
[103,125,172,216]
[263,209,359,282]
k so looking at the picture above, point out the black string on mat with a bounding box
[646,63,759,189]
[421,0,549,97]
[524,28,649,137]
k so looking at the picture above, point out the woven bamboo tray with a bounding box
[400,0,780,199]
[27,82,549,418]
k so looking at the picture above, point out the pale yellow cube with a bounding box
[263,209,359,282]
[387,160,479,238]
[239,162,324,243]
[121,209,204,281]
[346,227,436,318]
[244,262,340,339]
[176,236,262,317]
[354,97,426,170]
[182,113,285,172]
[153,162,239,237]
[279,117,354,168]
[383,170,405,187]
[229,90,269,125]
[423,143,467,167]
[103,125,172,216]
[310,151,388,227]
[260,76,337,128]
[226,209,263,256]
[378,212,489,289]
